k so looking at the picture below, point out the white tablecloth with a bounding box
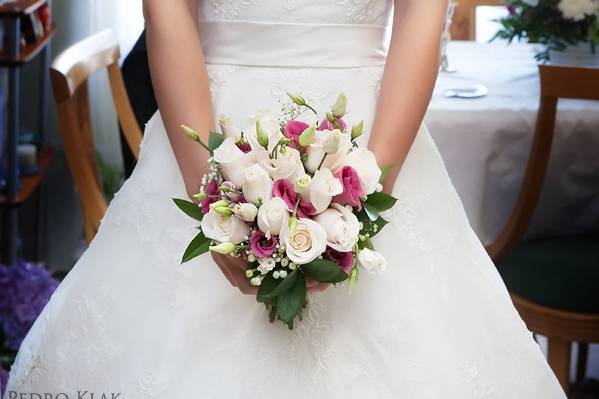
[425,41,599,244]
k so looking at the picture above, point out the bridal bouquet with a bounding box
[173,93,396,329]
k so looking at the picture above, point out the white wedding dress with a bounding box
[5,1,566,398]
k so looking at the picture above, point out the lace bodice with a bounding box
[200,0,393,26]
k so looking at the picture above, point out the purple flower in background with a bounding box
[0,261,59,351]
[1,367,9,398]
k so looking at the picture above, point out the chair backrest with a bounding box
[450,0,505,40]
[50,29,143,243]
[487,64,599,259]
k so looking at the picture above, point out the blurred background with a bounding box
[0,0,598,397]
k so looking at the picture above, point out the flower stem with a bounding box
[317,153,328,170]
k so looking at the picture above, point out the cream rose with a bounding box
[357,248,387,273]
[305,129,352,173]
[260,147,305,181]
[308,168,343,214]
[213,137,254,187]
[314,203,360,252]
[257,197,290,237]
[201,209,250,244]
[282,219,327,265]
[242,164,273,205]
[344,148,382,195]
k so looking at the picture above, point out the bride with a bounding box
[4,0,566,398]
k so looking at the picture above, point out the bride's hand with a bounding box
[211,252,330,295]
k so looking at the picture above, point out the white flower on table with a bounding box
[358,248,387,274]
[201,209,250,244]
[314,203,360,252]
[281,219,327,265]
[558,0,596,20]
[258,197,290,237]
[242,164,274,205]
[344,147,382,195]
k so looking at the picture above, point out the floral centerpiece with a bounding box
[173,93,396,329]
[0,261,60,394]
[494,0,599,63]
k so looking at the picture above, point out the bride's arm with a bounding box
[369,0,449,192]
[143,0,213,198]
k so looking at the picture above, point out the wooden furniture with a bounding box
[487,65,599,394]
[450,0,505,41]
[0,0,56,263]
[50,30,142,243]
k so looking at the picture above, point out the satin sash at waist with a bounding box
[199,20,388,68]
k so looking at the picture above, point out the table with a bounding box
[425,41,599,245]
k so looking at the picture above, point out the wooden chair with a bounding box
[487,64,599,394]
[450,0,505,41]
[50,30,143,243]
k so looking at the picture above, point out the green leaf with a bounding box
[302,259,348,283]
[277,273,307,325]
[365,192,398,213]
[363,203,379,221]
[261,270,299,301]
[173,198,204,221]
[358,236,375,250]
[257,274,279,304]
[361,215,389,239]
[181,231,211,263]
[208,131,225,151]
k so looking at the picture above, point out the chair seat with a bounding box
[495,234,599,315]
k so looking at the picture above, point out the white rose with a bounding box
[233,203,258,222]
[218,114,242,141]
[260,147,305,181]
[258,197,290,237]
[308,168,343,214]
[213,137,254,187]
[305,130,352,173]
[345,148,382,195]
[558,0,596,20]
[281,218,328,265]
[314,203,360,252]
[201,210,250,244]
[242,164,273,205]
[294,174,312,194]
[357,248,387,273]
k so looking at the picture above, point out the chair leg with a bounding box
[548,338,571,394]
[576,342,588,384]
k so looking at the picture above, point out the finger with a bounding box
[308,283,329,293]
[305,278,321,288]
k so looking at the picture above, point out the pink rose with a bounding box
[283,120,310,149]
[272,179,316,218]
[250,231,277,259]
[318,117,347,133]
[201,180,219,214]
[324,246,354,274]
[333,166,364,210]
